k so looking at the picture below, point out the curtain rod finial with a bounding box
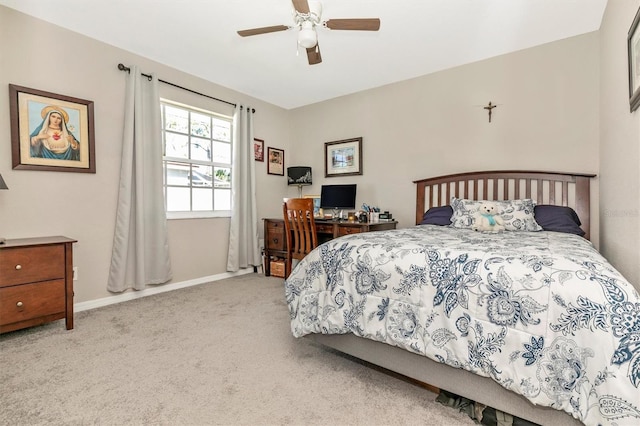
[117,63,130,73]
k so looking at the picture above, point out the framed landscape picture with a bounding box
[324,137,362,177]
[9,84,96,173]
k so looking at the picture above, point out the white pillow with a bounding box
[450,198,542,232]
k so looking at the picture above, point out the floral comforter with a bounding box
[286,225,640,425]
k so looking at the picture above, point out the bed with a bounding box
[285,170,640,426]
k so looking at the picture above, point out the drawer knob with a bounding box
[15,264,22,270]
[16,301,23,307]
[273,238,278,244]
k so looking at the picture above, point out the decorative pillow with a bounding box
[420,205,453,226]
[534,205,585,236]
[450,198,542,232]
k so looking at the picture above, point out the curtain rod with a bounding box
[117,63,255,113]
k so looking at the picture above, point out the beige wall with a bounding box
[599,0,640,287]
[3,3,636,307]
[0,6,292,303]
[289,32,600,243]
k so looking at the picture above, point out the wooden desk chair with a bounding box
[282,198,318,278]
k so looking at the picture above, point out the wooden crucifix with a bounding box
[484,101,497,123]
[484,102,498,123]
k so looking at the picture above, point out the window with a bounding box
[161,100,232,218]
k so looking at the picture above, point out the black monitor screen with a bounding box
[320,184,357,210]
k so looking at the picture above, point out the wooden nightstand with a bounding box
[262,218,397,277]
[0,236,76,333]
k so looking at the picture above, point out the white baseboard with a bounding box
[74,268,256,313]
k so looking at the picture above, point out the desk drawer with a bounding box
[266,221,286,251]
[0,279,66,327]
[316,223,334,235]
[0,245,65,287]
[337,226,363,236]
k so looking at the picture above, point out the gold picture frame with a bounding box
[9,84,96,173]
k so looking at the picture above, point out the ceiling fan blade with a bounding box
[237,25,289,37]
[292,0,310,14]
[306,45,322,65]
[325,18,380,31]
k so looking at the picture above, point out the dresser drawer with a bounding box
[337,226,362,237]
[0,245,65,287]
[0,279,66,327]
[266,221,286,251]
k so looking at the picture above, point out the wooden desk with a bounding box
[262,218,397,277]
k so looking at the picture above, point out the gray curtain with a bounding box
[108,66,172,292]
[227,105,261,271]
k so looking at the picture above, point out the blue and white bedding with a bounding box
[286,225,640,426]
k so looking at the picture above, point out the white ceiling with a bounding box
[0,0,607,110]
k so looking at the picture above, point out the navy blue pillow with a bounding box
[420,205,453,226]
[534,205,585,236]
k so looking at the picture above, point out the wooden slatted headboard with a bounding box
[414,170,597,240]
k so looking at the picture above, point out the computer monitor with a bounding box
[320,184,357,219]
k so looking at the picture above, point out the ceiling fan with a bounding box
[237,0,380,65]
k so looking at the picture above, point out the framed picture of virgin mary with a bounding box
[9,84,96,173]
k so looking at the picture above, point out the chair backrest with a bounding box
[282,198,318,265]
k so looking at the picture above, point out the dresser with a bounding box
[262,219,397,277]
[0,236,76,333]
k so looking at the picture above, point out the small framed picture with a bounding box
[254,138,264,162]
[304,194,322,217]
[324,137,362,177]
[629,6,640,112]
[267,147,284,175]
[9,84,96,173]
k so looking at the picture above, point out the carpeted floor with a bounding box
[0,273,475,425]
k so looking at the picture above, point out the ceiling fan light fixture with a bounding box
[237,0,380,65]
[298,20,317,48]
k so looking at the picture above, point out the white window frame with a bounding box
[161,99,233,219]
